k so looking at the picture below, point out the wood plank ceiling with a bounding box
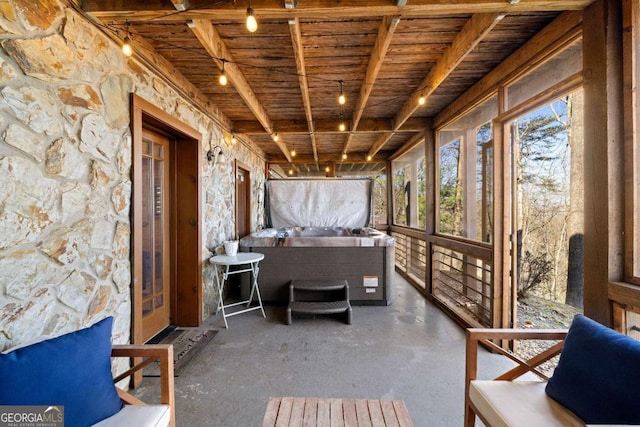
[79,0,592,175]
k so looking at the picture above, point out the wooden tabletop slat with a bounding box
[379,401,400,427]
[303,397,318,427]
[290,397,306,427]
[263,397,282,427]
[355,399,373,427]
[263,397,413,427]
[317,398,331,427]
[342,399,358,427]
[392,401,414,427]
[368,400,386,427]
[330,398,345,427]
[276,397,294,427]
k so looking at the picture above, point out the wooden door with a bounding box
[141,129,171,342]
[235,164,251,238]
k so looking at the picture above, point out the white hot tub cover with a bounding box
[265,178,372,228]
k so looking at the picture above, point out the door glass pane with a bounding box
[142,156,153,311]
[154,155,164,295]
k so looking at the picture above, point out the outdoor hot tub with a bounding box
[240,179,394,305]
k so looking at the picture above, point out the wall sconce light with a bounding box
[207,145,225,165]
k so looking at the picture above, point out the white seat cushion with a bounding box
[469,380,584,427]
[92,404,171,427]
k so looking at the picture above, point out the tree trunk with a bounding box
[565,90,584,308]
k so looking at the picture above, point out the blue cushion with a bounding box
[0,317,123,426]
[545,314,640,424]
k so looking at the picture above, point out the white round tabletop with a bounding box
[209,252,264,266]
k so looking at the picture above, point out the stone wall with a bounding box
[0,0,266,352]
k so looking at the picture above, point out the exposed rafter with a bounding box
[170,0,189,11]
[82,1,588,166]
[288,17,318,164]
[342,15,400,156]
[368,12,502,158]
[188,19,292,162]
[84,0,593,23]
[233,117,426,135]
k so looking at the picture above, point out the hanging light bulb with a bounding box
[338,81,346,105]
[246,1,258,33]
[231,133,237,144]
[367,155,372,161]
[418,93,426,106]
[339,122,346,132]
[219,61,228,86]
[325,165,330,173]
[291,146,296,157]
[288,169,294,176]
[272,132,279,142]
[122,35,132,57]
[342,153,347,160]
[122,23,132,57]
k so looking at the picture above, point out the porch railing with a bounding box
[391,228,427,289]
[391,226,495,328]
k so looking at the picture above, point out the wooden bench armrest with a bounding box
[111,344,175,427]
[465,328,568,427]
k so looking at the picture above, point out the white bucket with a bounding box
[224,240,239,256]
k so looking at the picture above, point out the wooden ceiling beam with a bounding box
[269,153,386,165]
[288,17,318,164]
[233,117,427,134]
[86,0,593,23]
[170,0,189,11]
[342,15,400,155]
[367,12,501,158]
[189,18,292,162]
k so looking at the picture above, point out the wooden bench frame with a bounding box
[465,328,568,427]
[110,344,175,427]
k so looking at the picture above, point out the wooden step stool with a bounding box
[287,279,352,325]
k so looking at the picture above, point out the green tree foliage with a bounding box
[439,139,462,235]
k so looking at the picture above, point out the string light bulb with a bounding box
[291,147,296,157]
[338,81,346,105]
[325,165,330,173]
[122,23,132,57]
[231,133,237,144]
[367,155,372,161]
[288,169,294,176]
[122,36,132,57]
[342,153,347,160]
[272,132,279,142]
[339,114,346,132]
[246,1,258,33]
[418,93,426,105]
[219,61,228,86]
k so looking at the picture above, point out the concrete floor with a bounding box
[134,273,512,426]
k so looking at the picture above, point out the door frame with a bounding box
[235,160,252,239]
[131,94,203,347]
